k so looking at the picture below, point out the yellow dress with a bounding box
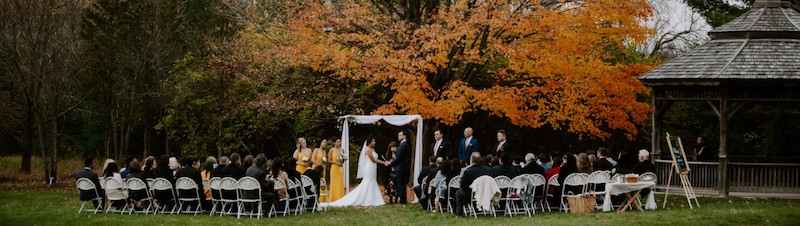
[295,150,311,174]
[312,149,326,168]
[328,148,345,202]
[313,149,327,202]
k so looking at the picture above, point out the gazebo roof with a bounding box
[639,0,800,86]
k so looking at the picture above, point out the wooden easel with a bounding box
[662,133,700,209]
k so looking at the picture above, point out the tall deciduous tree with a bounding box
[270,0,655,140]
[0,0,87,181]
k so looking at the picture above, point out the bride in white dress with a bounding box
[328,138,386,207]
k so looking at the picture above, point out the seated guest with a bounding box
[103,162,128,208]
[455,152,492,216]
[245,156,277,205]
[633,149,656,175]
[537,153,552,171]
[577,153,593,174]
[303,165,322,193]
[511,155,523,168]
[269,158,290,201]
[126,160,144,180]
[176,156,208,210]
[155,155,174,183]
[432,158,451,212]
[126,160,146,210]
[119,157,135,179]
[212,156,228,178]
[76,158,105,210]
[153,155,176,208]
[141,156,157,180]
[201,157,216,199]
[414,156,440,210]
[242,155,255,171]
[593,147,614,172]
[492,153,520,179]
[521,153,545,176]
[553,153,579,207]
[222,153,244,179]
[612,151,637,175]
[544,153,562,180]
[169,157,180,179]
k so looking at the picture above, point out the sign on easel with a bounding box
[662,133,700,209]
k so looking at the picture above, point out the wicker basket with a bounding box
[566,192,595,214]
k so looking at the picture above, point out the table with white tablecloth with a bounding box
[602,181,657,212]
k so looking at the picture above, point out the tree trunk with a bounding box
[49,119,58,185]
[20,100,34,173]
[143,124,149,158]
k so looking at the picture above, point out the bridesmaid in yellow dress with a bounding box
[327,139,345,202]
[293,138,312,174]
[312,139,328,202]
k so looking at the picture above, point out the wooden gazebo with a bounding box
[639,0,800,196]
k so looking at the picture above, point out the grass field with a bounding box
[0,188,798,226]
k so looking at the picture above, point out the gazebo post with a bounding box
[718,88,729,197]
[650,90,673,161]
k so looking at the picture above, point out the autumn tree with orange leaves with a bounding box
[257,0,655,140]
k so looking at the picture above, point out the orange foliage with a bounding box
[268,0,655,139]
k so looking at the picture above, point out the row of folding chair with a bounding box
[208,175,322,219]
[421,174,548,218]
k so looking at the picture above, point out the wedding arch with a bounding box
[339,115,423,193]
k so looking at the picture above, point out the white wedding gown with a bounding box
[328,149,385,207]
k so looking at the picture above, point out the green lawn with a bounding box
[0,188,797,226]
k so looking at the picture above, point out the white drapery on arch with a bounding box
[340,115,424,195]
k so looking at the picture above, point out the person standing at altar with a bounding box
[385,131,411,204]
[384,141,400,204]
[431,129,450,159]
[327,139,345,202]
[493,129,511,156]
[457,127,479,162]
[293,138,313,174]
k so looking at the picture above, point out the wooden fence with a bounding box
[654,159,800,195]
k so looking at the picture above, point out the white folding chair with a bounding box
[208,177,222,216]
[175,177,203,215]
[301,175,319,212]
[104,177,128,213]
[560,173,588,212]
[318,178,329,211]
[150,178,177,214]
[270,179,291,216]
[446,176,461,213]
[99,177,107,189]
[125,178,154,214]
[76,178,103,214]
[525,174,547,213]
[219,177,239,216]
[465,176,498,218]
[586,171,611,209]
[236,177,267,219]
[493,176,511,216]
[434,178,448,213]
[545,174,559,211]
[639,172,657,182]
[287,179,303,214]
[506,175,531,217]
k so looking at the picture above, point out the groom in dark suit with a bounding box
[386,131,410,204]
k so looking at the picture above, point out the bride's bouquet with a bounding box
[337,153,347,163]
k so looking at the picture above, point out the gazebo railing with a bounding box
[728,162,800,193]
[654,160,718,190]
[654,160,800,195]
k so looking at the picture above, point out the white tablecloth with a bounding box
[602,181,657,212]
